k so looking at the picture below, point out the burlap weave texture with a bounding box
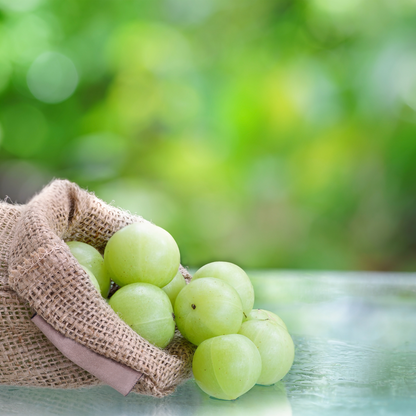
[0,179,195,397]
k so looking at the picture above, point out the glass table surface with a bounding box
[1,271,415,416]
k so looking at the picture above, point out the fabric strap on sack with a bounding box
[31,314,142,396]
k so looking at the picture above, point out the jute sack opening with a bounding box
[0,179,195,397]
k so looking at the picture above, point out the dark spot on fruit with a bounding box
[172,313,175,320]
[191,304,196,309]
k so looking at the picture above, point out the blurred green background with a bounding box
[1,0,416,271]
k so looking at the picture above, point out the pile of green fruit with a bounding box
[67,222,295,401]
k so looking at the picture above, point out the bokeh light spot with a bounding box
[9,15,52,66]
[312,0,362,15]
[27,51,78,103]
[164,0,216,25]
[397,54,416,112]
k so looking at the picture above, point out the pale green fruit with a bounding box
[174,277,244,346]
[81,265,101,293]
[108,283,175,348]
[66,241,111,298]
[162,270,186,306]
[192,261,254,316]
[104,222,180,288]
[192,334,262,400]
[243,309,288,331]
[239,319,295,385]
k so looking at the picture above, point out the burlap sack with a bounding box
[0,179,195,397]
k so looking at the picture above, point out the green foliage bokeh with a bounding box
[1,0,416,271]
